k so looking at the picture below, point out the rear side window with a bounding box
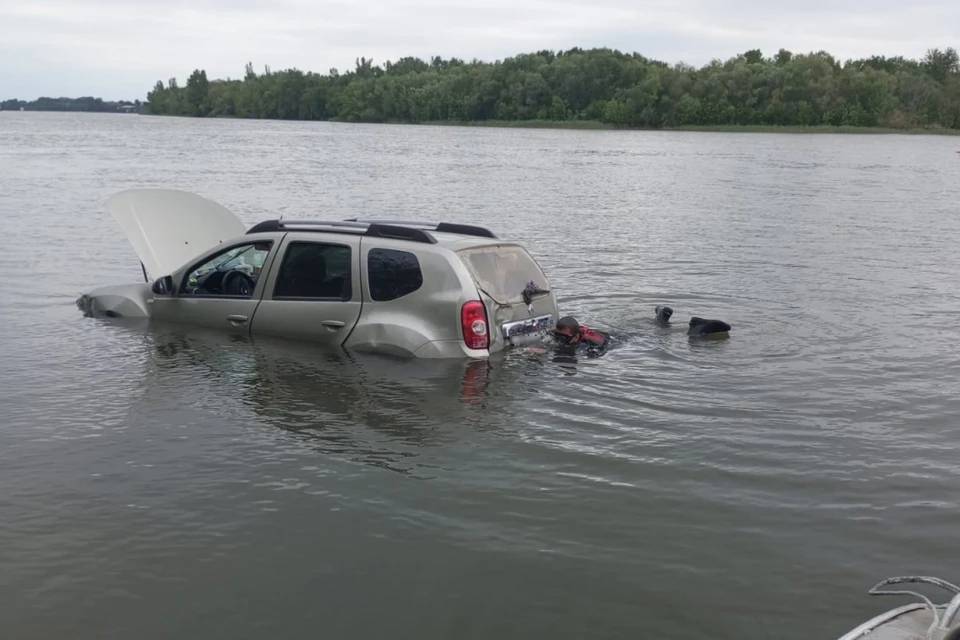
[273,242,352,300]
[458,245,548,303]
[368,248,423,301]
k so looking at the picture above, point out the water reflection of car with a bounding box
[79,188,559,360]
[124,323,505,477]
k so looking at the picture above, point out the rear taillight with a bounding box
[460,300,489,350]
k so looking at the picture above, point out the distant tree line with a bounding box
[0,97,141,113]
[140,46,957,129]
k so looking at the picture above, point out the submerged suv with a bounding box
[80,188,559,359]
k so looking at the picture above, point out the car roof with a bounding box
[243,219,517,252]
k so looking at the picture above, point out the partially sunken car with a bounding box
[78,189,559,359]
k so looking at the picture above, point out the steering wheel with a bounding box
[223,270,256,297]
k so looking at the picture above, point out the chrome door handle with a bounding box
[227,314,248,325]
[321,320,345,328]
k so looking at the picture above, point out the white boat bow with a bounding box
[838,576,960,640]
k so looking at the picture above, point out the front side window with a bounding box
[273,242,352,300]
[368,248,423,302]
[181,241,273,298]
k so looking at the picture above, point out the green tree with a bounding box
[743,49,764,65]
[923,48,960,84]
[133,45,960,131]
[185,69,210,116]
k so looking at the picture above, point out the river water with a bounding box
[1,112,959,640]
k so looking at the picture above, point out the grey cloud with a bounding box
[1,0,957,100]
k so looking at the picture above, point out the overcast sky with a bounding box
[1,0,957,101]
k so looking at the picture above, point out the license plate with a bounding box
[501,314,554,340]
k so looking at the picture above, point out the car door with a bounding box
[249,234,364,346]
[150,239,280,334]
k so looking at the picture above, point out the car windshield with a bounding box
[457,245,549,303]
[213,245,255,271]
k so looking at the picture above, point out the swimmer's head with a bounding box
[552,316,581,343]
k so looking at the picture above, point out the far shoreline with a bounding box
[409,119,960,136]
[17,110,960,136]
[145,112,960,136]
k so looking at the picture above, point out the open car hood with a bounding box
[107,188,249,281]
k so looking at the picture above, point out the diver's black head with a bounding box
[655,306,673,323]
[552,316,581,343]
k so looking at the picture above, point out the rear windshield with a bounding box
[457,245,549,303]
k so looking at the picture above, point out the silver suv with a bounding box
[80,189,559,359]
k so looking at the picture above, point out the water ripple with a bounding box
[1,114,960,640]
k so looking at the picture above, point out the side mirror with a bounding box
[151,275,174,295]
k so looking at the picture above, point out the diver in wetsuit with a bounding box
[538,306,731,360]
[549,316,612,357]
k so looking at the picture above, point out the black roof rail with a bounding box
[365,223,438,244]
[245,219,438,244]
[436,222,498,239]
[343,218,498,239]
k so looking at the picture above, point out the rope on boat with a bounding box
[868,576,960,637]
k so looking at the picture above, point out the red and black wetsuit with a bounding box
[570,326,608,347]
[563,325,611,356]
